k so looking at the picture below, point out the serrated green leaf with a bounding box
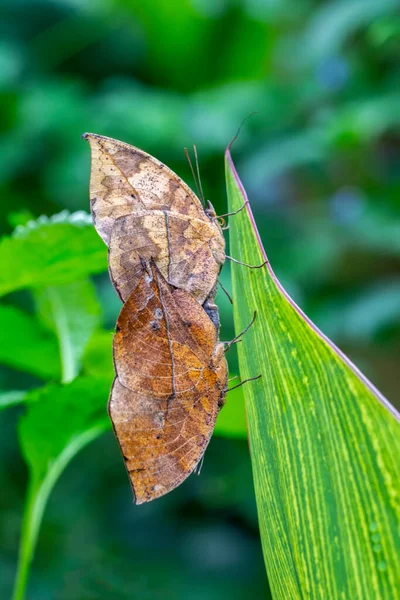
[0,211,107,298]
[0,304,60,379]
[226,146,400,600]
[13,377,110,600]
[35,279,101,383]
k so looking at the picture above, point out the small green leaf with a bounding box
[0,304,60,379]
[13,377,110,600]
[0,211,107,298]
[35,279,101,383]
[226,146,400,600]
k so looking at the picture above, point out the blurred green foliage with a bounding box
[1,0,399,598]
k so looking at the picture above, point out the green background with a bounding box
[1,0,399,598]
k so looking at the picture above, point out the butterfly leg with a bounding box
[225,374,262,393]
[225,255,268,269]
[224,311,257,352]
[215,200,249,220]
[217,279,233,304]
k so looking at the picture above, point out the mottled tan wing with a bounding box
[83,133,209,244]
[108,211,225,303]
[110,262,228,504]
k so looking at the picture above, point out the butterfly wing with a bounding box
[83,133,209,244]
[108,211,225,303]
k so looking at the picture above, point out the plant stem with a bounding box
[12,424,107,600]
[12,480,40,600]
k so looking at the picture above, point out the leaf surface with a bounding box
[0,305,60,379]
[82,330,114,378]
[19,376,110,481]
[225,146,400,600]
[0,211,107,297]
[35,279,101,383]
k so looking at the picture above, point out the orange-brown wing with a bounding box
[108,211,225,303]
[83,133,208,244]
[110,262,228,503]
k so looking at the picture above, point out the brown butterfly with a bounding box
[110,260,228,504]
[83,133,225,328]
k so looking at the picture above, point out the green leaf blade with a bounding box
[225,147,400,599]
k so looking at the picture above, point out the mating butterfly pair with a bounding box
[84,134,229,504]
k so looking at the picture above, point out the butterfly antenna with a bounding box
[184,147,202,202]
[193,145,205,205]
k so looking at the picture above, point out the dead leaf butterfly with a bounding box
[110,260,228,504]
[83,133,225,328]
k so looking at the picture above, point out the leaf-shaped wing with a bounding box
[83,133,209,244]
[108,211,225,303]
[84,133,225,306]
